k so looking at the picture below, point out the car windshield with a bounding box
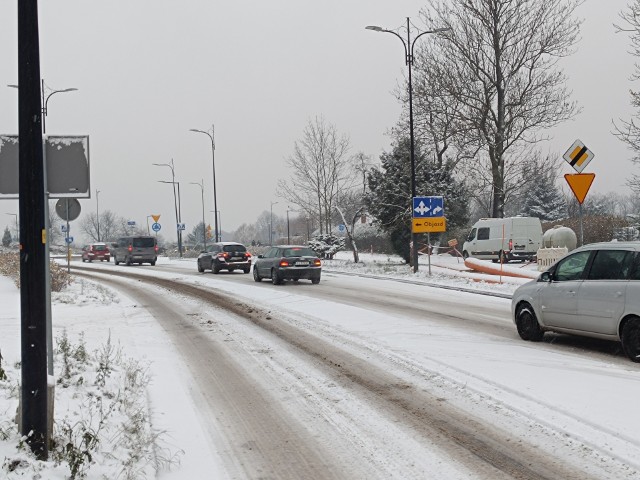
[223,244,246,253]
[133,238,155,248]
[283,247,316,257]
[93,245,107,251]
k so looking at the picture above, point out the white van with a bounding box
[462,217,542,263]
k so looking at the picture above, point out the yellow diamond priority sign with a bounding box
[563,139,594,173]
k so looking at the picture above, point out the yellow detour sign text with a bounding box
[151,214,161,223]
[413,217,446,233]
[565,173,595,204]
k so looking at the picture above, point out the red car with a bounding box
[81,243,111,262]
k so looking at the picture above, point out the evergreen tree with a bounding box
[366,138,469,262]
[520,169,566,221]
[2,226,11,247]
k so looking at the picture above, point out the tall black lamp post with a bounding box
[153,160,183,257]
[190,125,219,242]
[366,19,450,273]
[190,180,206,250]
[95,189,101,241]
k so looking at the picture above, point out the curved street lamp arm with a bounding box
[366,26,408,63]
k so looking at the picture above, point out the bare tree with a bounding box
[278,116,355,234]
[423,0,582,218]
[80,210,121,242]
[614,1,640,190]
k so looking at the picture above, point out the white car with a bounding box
[511,241,640,362]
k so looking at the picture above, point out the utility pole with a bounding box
[18,0,48,459]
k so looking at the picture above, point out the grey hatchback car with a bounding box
[512,241,640,362]
[253,245,322,285]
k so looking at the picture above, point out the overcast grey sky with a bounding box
[0,0,635,242]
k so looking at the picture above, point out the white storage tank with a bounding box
[542,225,577,251]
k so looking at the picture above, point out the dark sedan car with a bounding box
[197,242,252,274]
[253,245,322,285]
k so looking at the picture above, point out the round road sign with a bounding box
[152,222,161,232]
[55,198,81,221]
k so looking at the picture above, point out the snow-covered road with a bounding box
[2,255,640,479]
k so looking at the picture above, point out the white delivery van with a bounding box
[462,217,543,263]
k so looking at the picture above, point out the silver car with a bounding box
[511,241,640,362]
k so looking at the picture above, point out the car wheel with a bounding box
[126,256,132,266]
[515,303,544,341]
[150,260,156,266]
[243,268,250,274]
[229,269,235,273]
[114,255,120,266]
[198,262,205,273]
[271,268,283,285]
[499,250,508,264]
[82,258,86,263]
[253,266,262,282]
[621,317,640,362]
[88,258,93,263]
[213,266,220,274]
[462,251,469,260]
[311,275,321,285]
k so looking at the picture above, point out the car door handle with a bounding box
[615,291,624,298]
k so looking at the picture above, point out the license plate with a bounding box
[295,261,309,266]
[231,257,242,261]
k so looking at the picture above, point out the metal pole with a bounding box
[287,209,290,244]
[578,203,584,246]
[96,189,100,242]
[66,199,70,274]
[406,18,420,273]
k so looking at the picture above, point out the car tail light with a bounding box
[313,259,321,266]
[279,260,290,267]
[508,239,513,251]
[128,245,133,252]
[154,245,159,253]
[245,252,252,258]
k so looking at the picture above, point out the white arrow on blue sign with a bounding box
[412,196,444,218]
[152,222,161,232]
[65,236,74,244]
[177,223,186,231]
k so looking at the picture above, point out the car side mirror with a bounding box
[539,271,553,282]
[258,254,264,259]
[111,243,118,248]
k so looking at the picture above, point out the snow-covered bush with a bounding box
[309,233,345,259]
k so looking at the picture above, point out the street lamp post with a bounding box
[95,190,101,242]
[190,125,219,242]
[286,207,292,244]
[366,19,450,273]
[8,80,78,134]
[153,160,183,257]
[270,201,279,245]
[190,180,206,251]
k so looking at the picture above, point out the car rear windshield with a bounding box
[223,244,247,253]
[93,245,107,251]
[133,238,155,248]
[283,247,316,257]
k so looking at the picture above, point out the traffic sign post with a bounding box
[563,139,596,246]
[412,196,446,276]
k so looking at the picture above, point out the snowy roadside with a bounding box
[0,252,541,479]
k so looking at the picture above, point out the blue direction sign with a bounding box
[412,196,444,218]
[152,222,161,232]
[177,223,186,231]
[65,236,74,244]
